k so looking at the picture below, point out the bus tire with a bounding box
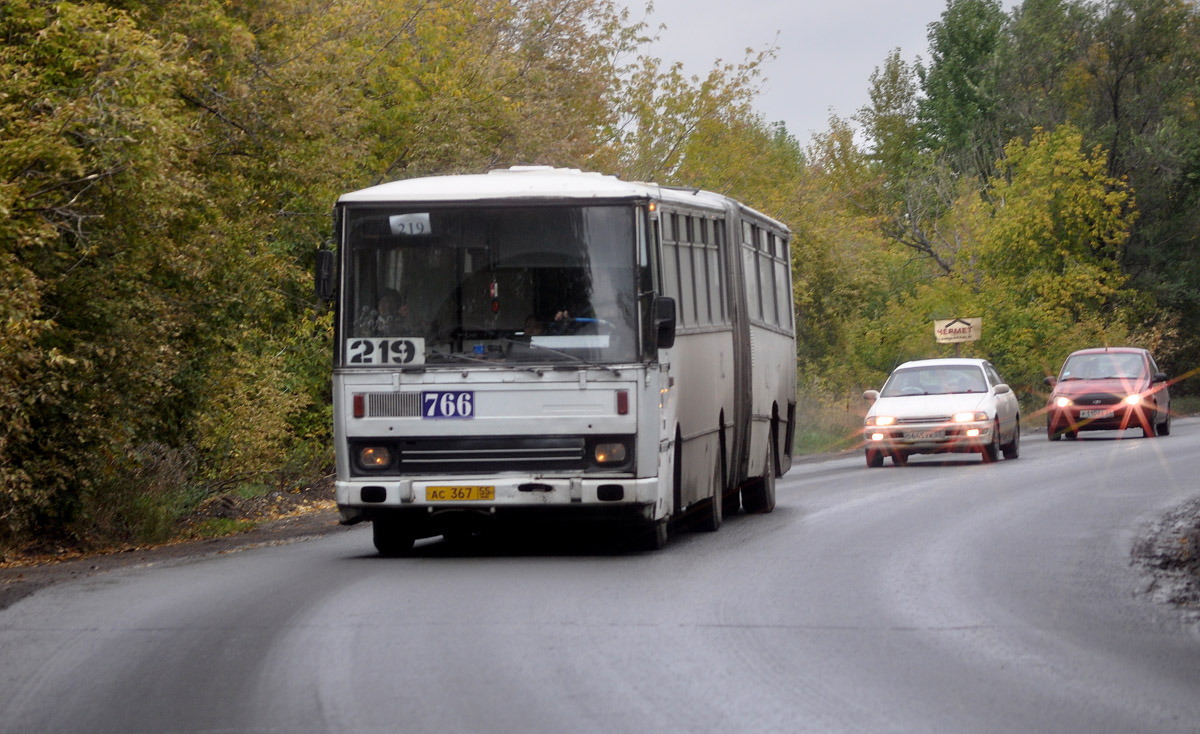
[637,518,668,551]
[720,424,740,516]
[695,459,723,532]
[742,438,777,514]
[372,518,415,557]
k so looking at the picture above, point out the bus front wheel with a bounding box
[373,518,415,557]
[636,518,668,551]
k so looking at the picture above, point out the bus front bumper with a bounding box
[335,476,661,524]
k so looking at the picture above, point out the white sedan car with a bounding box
[862,358,1021,467]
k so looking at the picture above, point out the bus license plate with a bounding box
[1079,409,1113,419]
[426,486,495,501]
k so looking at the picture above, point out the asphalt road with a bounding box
[2,422,1199,734]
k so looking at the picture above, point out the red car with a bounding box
[1044,347,1171,439]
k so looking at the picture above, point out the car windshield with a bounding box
[1060,353,1145,380]
[341,204,643,366]
[880,365,988,397]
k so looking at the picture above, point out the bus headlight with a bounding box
[594,442,627,464]
[358,446,392,469]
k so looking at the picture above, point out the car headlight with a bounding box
[1055,396,1072,408]
[1123,394,1141,406]
[953,412,987,423]
[867,416,896,426]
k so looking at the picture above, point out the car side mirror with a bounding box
[863,389,880,401]
[654,296,676,349]
[1043,375,1057,386]
[315,249,336,302]
[994,384,1012,395]
[1152,372,1168,384]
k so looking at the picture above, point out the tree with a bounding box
[597,39,776,185]
[857,49,925,183]
[852,125,1141,388]
[0,0,207,544]
[918,0,1009,175]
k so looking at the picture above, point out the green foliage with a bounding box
[918,0,1009,166]
[4,0,1198,549]
[0,0,671,553]
[858,49,924,181]
[847,125,1141,391]
[833,0,1200,403]
[597,38,777,186]
[0,0,202,546]
[186,517,259,539]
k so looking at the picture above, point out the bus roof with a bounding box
[337,167,788,231]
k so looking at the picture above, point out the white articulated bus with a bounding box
[317,167,796,554]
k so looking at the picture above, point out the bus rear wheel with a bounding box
[742,438,777,514]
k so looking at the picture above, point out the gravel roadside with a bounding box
[0,480,350,611]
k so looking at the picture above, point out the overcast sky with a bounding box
[626,0,1006,144]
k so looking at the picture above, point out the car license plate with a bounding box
[903,429,945,441]
[426,485,495,501]
[1079,409,1114,419]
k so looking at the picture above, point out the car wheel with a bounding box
[1065,429,1078,440]
[982,420,1001,463]
[1047,421,1062,441]
[892,451,908,467]
[1002,418,1020,459]
[865,449,884,468]
[1158,410,1171,436]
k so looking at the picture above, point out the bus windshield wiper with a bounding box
[428,349,545,375]
[501,339,622,376]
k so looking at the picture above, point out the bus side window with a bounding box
[663,239,682,323]
[685,216,704,327]
[678,239,696,328]
[774,235,792,330]
[713,221,727,324]
[743,222,762,322]
[699,219,715,325]
[762,232,779,326]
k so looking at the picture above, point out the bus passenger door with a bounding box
[655,359,678,519]
[653,296,678,520]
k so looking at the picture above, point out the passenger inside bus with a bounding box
[523,314,546,336]
[356,288,410,336]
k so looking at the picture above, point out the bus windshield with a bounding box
[343,204,641,366]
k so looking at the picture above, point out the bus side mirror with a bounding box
[315,249,336,302]
[655,296,676,349]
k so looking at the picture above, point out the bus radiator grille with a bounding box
[367,392,422,417]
